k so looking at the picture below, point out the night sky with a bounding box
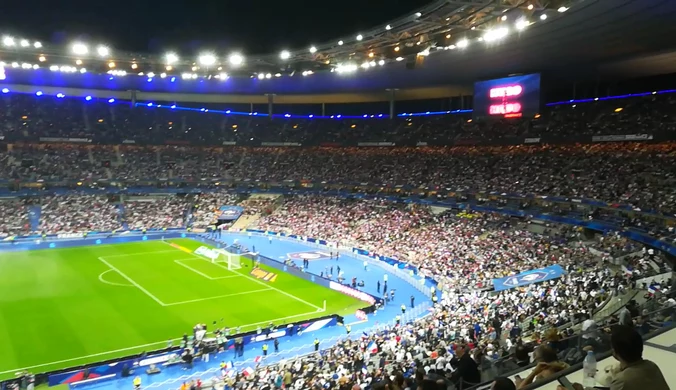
[0,0,431,55]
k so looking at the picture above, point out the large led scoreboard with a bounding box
[473,73,541,118]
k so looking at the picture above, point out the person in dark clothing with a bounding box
[492,377,516,390]
[450,345,481,387]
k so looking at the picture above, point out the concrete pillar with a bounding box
[267,94,274,119]
[388,89,396,119]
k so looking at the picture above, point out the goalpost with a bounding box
[214,249,242,270]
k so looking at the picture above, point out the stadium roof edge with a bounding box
[0,82,473,104]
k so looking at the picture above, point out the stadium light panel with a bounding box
[85,96,92,101]
[415,12,422,17]
[36,91,43,96]
[3,36,15,46]
[527,4,534,10]
[540,14,547,20]
[1,88,9,94]
[108,98,115,103]
[38,55,46,62]
[165,52,179,64]
[456,39,469,48]
[229,53,244,66]
[558,6,568,12]
[309,46,317,54]
[20,39,30,47]
[378,60,385,66]
[257,73,265,80]
[56,93,65,98]
[280,50,291,60]
[385,24,392,30]
[338,40,344,45]
[395,56,404,61]
[72,42,88,55]
[265,73,272,79]
[97,46,110,57]
[356,34,363,41]
[198,53,216,66]
[34,41,42,48]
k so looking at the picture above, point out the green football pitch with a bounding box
[0,238,364,379]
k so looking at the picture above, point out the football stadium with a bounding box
[1,0,676,390]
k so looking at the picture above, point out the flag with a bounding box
[242,367,254,377]
[366,340,378,354]
[254,355,263,363]
[361,331,369,339]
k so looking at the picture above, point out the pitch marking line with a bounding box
[102,249,181,258]
[0,307,328,375]
[160,241,324,311]
[98,269,134,287]
[97,257,168,306]
[173,259,245,280]
[163,287,274,306]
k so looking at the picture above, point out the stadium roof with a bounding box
[2,0,676,98]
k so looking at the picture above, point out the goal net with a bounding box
[214,249,241,270]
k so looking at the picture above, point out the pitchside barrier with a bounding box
[242,230,436,298]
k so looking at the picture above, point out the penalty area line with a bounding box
[97,257,167,307]
[159,241,324,311]
[162,287,274,306]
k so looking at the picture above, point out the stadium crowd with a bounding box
[124,197,191,231]
[38,195,121,233]
[0,92,674,390]
[190,193,241,228]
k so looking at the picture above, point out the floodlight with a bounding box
[33,41,42,48]
[540,13,547,20]
[385,24,392,30]
[38,55,46,62]
[85,96,92,101]
[219,73,228,80]
[198,53,216,66]
[338,40,344,45]
[527,4,534,10]
[229,53,244,66]
[515,19,529,30]
[1,88,9,94]
[356,34,363,41]
[165,52,179,64]
[456,39,469,48]
[265,73,272,79]
[378,59,385,66]
[280,50,291,60]
[415,12,422,17]
[257,73,265,80]
[36,91,43,96]
[309,46,317,54]
[483,28,509,42]
[108,98,115,103]
[395,56,404,61]
[97,46,110,57]
[72,42,88,55]
[558,6,568,12]
[20,39,30,47]
[3,36,15,46]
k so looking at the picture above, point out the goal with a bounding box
[214,249,241,270]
